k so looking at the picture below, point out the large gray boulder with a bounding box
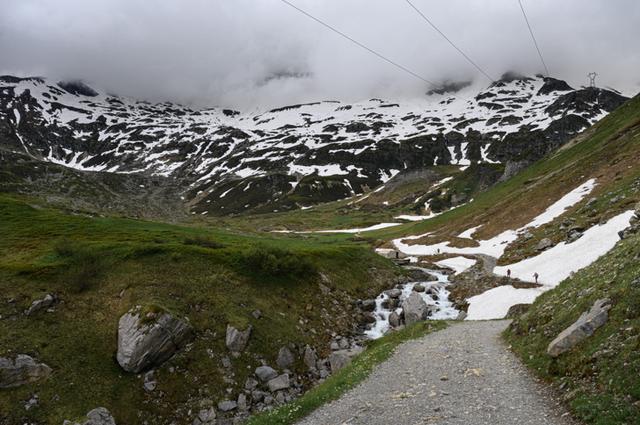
[64,407,116,425]
[303,345,318,370]
[388,311,403,328]
[0,354,52,389]
[547,299,612,358]
[402,292,428,325]
[536,238,554,251]
[116,308,193,373]
[225,325,252,353]
[328,351,351,372]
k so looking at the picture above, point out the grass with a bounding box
[0,193,401,424]
[246,320,448,425]
[504,230,640,425]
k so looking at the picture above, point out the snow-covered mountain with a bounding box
[0,73,628,215]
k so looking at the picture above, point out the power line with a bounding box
[402,0,495,82]
[517,0,550,77]
[277,0,438,87]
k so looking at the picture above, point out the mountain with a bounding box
[0,73,628,217]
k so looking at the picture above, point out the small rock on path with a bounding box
[297,321,576,425]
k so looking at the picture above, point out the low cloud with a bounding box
[1,0,638,109]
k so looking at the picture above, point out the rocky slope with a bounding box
[0,73,628,216]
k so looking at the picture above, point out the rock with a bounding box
[237,393,248,411]
[25,294,56,316]
[116,308,193,373]
[455,310,467,321]
[267,374,290,392]
[225,325,252,353]
[506,303,531,318]
[24,394,38,410]
[328,351,351,372]
[381,298,399,309]
[360,299,376,312]
[402,292,428,325]
[385,289,402,299]
[276,346,295,369]
[143,370,157,392]
[192,407,216,425]
[244,377,258,390]
[360,312,377,324]
[217,400,237,412]
[413,284,425,293]
[303,346,318,370]
[251,310,262,319]
[388,311,403,327]
[64,407,116,425]
[536,238,554,251]
[547,298,612,357]
[255,365,278,382]
[0,354,52,389]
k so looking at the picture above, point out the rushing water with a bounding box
[364,268,459,339]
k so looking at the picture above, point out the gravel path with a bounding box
[298,321,576,425]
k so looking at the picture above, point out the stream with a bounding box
[365,267,459,339]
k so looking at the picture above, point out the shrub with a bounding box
[184,236,225,249]
[240,245,316,278]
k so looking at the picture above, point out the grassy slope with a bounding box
[504,231,640,425]
[0,194,399,424]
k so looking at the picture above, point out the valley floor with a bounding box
[297,321,576,425]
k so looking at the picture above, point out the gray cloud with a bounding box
[1,0,638,109]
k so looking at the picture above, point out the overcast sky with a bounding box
[1,0,639,110]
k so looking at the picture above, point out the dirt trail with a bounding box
[297,321,576,425]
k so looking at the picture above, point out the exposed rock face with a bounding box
[506,304,531,319]
[547,299,612,357]
[329,351,351,372]
[402,292,429,325]
[225,325,252,353]
[276,346,295,369]
[25,293,57,315]
[388,311,403,328]
[116,309,193,373]
[63,407,116,425]
[0,354,52,388]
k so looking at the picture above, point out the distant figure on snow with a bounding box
[506,269,511,278]
[533,272,539,284]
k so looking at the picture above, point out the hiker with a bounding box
[506,269,511,278]
[533,272,539,284]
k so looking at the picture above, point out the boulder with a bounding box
[217,400,237,412]
[225,325,252,353]
[237,393,248,411]
[255,365,278,382]
[506,303,531,318]
[116,308,193,373]
[547,299,612,357]
[267,374,290,392]
[402,292,428,325]
[192,407,216,425]
[455,310,467,321]
[536,238,554,251]
[276,346,295,369]
[64,407,116,425]
[412,284,425,293]
[303,346,318,370]
[25,294,57,316]
[0,354,52,389]
[360,299,376,312]
[244,377,258,390]
[328,351,351,372]
[388,311,403,327]
[385,289,403,299]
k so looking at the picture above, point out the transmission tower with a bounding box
[588,72,598,88]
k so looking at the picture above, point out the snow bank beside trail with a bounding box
[395,214,438,221]
[466,286,542,320]
[436,256,477,275]
[495,210,635,286]
[458,225,482,239]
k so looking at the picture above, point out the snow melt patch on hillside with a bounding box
[466,286,542,320]
[495,210,635,286]
[436,256,477,275]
